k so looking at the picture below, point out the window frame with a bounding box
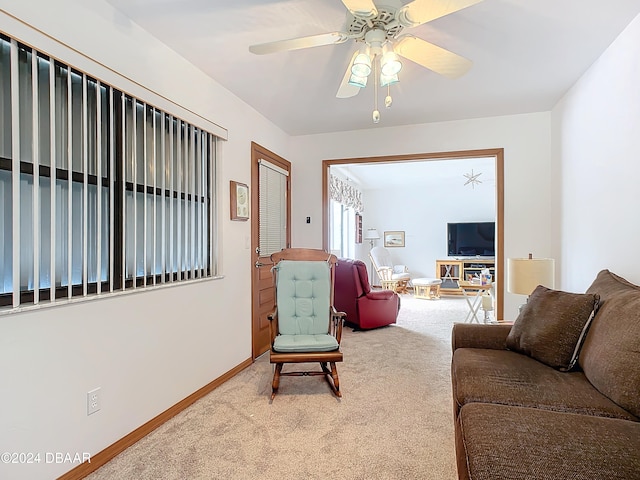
[0,33,220,310]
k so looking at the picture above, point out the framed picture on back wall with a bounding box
[384,231,405,247]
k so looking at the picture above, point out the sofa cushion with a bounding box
[451,348,636,421]
[506,286,599,370]
[456,403,640,480]
[579,289,640,418]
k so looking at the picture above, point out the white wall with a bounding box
[290,113,554,318]
[0,2,289,479]
[551,12,640,291]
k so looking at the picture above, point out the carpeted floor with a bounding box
[86,295,469,479]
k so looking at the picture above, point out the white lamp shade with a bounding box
[364,228,380,240]
[507,257,555,295]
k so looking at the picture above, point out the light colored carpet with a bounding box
[86,295,470,480]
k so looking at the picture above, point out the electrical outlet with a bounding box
[87,388,101,415]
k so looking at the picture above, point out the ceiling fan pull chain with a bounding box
[373,56,380,123]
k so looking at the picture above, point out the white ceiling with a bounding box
[104,0,640,136]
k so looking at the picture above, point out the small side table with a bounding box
[413,278,442,300]
[458,281,494,324]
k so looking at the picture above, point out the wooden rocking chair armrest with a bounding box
[267,308,279,346]
[331,306,346,324]
[331,307,346,344]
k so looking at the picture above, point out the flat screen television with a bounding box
[447,222,495,257]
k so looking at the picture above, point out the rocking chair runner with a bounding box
[268,248,346,400]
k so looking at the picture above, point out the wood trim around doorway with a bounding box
[322,148,504,320]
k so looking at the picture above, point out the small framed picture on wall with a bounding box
[384,231,405,247]
[230,181,249,221]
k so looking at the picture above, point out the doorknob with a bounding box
[255,261,264,268]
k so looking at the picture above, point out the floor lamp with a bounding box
[507,253,555,313]
[364,228,380,286]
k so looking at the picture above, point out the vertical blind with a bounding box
[258,159,288,256]
[0,33,219,309]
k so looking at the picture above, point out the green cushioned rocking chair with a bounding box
[268,248,346,400]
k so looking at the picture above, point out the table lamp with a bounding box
[364,228,380,248]
[507,253,555,312]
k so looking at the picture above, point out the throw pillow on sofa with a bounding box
[506,285,600,371]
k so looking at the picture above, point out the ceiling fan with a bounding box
[249,0,482,121]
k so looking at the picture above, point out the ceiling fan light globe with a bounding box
[381,59,402,76]
[348,74,368,88]
[381,51,402,76]
[351,53,372,77]
[380,73,399,87]
[351,63,372,77]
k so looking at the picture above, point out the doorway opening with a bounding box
[322,148,504,319]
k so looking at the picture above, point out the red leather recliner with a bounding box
[334,258,400,330]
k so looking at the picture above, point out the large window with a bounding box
[330,200,356,258]
[328,174,362,258]
[0,34,219,309]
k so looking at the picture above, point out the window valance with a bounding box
[330,175,364,213]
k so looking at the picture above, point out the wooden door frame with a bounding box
[322,148,505,320]
[251,142,291,359]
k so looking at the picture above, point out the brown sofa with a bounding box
[451,270,640,480]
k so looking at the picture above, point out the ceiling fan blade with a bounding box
[395,35,472,79]
[398,0,483,27]
[249,32,347,55]
[341,0,378,19]
[336,51,361,99]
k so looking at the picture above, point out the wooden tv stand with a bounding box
[435,258,495,295]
